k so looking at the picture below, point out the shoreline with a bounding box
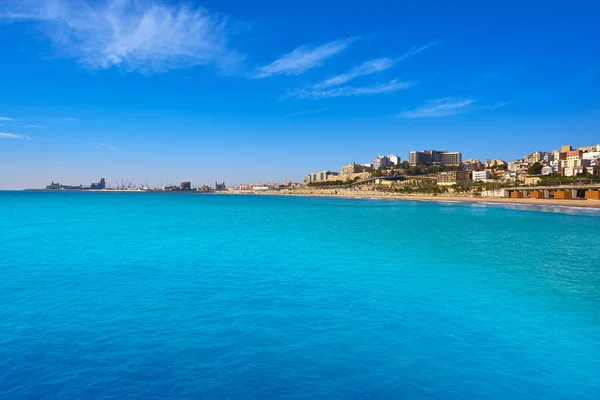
[15,189,600,210]
[222,190,600,209]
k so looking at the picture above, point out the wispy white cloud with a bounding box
[96,143,118,150]
[63,117,78,122]
[0,117,16,121]
[312,41,437,89]
[398,98,475,118]
[0,132,31,139]
[290,79,415,100]
[398,97,505,118]
[250,37,358,79]
[21,125,43,128]
[312,58,396,89]
[1,0,240,74]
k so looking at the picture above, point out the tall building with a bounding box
[373,155,391,169]
[440,152,462,166]
[409,151,429,166]
[388,154,401,166]
[409,150,462,166]
[180,181,192,190]
[561,150,589,176]
[561,145,573,153]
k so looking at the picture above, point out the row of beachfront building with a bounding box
[305,144,600,186]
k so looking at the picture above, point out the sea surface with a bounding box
[1,192,599,399]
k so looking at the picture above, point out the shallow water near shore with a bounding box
[1,192,599,399]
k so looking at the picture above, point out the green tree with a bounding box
[527,162,543,175]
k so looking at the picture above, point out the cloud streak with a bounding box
[0,117,16,121]
[1,0,240,74]
[0,132,31,139]
[398,98,505,118]
[250,37,357,79]
[290,79,416,99]
[96,143,118,151]
[312,41,437,89]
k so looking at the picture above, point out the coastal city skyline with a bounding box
[1,0,600,190]
[33,141,600,192]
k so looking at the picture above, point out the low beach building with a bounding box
[305,170,338,183]
[341,162,372,175]
[436,171,469,186]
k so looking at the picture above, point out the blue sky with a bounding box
[1,0,599,189]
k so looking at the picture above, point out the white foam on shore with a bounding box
[461,201,600,214]
[289,193,600,214]
[381,197,600,214]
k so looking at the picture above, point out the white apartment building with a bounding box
[541,165,554,175]
[472,170,492,182]
[582,151,600,166]
[373,155,391,169]
[388,154,401,166]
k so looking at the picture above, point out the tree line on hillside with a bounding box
[370,162,463,177]
[307,177,360,187]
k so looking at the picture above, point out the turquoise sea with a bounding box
[1,192,599,399]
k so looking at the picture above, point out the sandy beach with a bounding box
[225,189,600,209]
[26,189,600,209]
